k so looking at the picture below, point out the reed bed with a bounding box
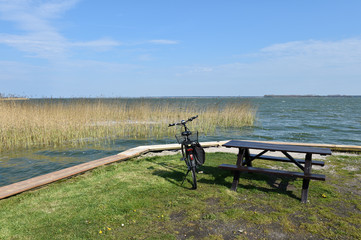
[0,99,256,152]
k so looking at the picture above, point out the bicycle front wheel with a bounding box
[191,166,197,189]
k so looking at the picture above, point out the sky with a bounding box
[0,0,361,97]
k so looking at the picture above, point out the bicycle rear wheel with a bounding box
[191,166,197,189]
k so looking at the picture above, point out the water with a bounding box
[1,97,360,187]
[246,97,361,145]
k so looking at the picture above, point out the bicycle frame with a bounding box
[169,115,200,189]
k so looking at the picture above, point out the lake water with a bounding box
[1,97,360,187]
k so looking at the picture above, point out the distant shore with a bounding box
[1,95,360,100]
[0,97,29,101]
[264,94,361,98]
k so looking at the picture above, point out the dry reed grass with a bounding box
[0,99,256,152]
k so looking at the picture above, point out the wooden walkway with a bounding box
[0,141,226,200]
[1,140,360,200]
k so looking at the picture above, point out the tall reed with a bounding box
[0,99,256,152]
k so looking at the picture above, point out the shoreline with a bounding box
[1,140,360,200]
[0,98,29,101]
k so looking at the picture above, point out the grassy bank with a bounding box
[0,99,256,152]
[0,152,360,239]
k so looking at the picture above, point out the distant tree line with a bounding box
[264,95,360,98]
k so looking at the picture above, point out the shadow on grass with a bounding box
[149,159,300,200]
[146,160,196,190]
[238,174,300,201]
[200,165,300,201]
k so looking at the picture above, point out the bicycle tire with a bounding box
[191,166,197,189]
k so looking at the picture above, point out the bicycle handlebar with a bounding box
[168,115,198,127]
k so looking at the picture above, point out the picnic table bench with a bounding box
[218,140,332,203]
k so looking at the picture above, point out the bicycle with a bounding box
[168,115,205,189]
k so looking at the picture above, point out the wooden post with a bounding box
[301,153,312,203]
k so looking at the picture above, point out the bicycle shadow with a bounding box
[145,159,196,190]
[146,158,231,190]
[148,159,300,200]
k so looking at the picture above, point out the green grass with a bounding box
[0,152,360,239]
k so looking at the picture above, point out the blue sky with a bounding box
[0,0,361,97]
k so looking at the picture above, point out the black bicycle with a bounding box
[168,115,205,189]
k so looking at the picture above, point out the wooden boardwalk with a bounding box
[1,140,360,200]
[0,141,226,200]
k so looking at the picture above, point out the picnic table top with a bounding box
[223,140,332,155]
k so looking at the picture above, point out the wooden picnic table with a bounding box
[218,140,332,203]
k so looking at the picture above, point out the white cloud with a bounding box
[175,38,361,95]
[149,39,179,45]
[71,38,121,48]
[0,0,120,59]
[0,32,67,58]
[259,38,361,62]
[137,54,153,61]
[220,38,361,73]
[0,1,179,61]
[34,0,81,19]
[0,0,77,31]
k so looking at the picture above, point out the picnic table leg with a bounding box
[301,179,310,203]
[231,148,246,191]
[236,148,246,166]
[244,148,252,167]
[231,171,240,191]
[301,153,312,203]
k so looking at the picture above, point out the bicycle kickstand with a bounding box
[181,170,190,186]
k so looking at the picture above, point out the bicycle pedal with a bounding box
[180,157,186,161]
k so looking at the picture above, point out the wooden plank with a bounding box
[236,140,361,153]
[0,154,129,200]
[218,164,326,181]
[224,140,332,155]
[0,141,227,200]
[249,154,324,166]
